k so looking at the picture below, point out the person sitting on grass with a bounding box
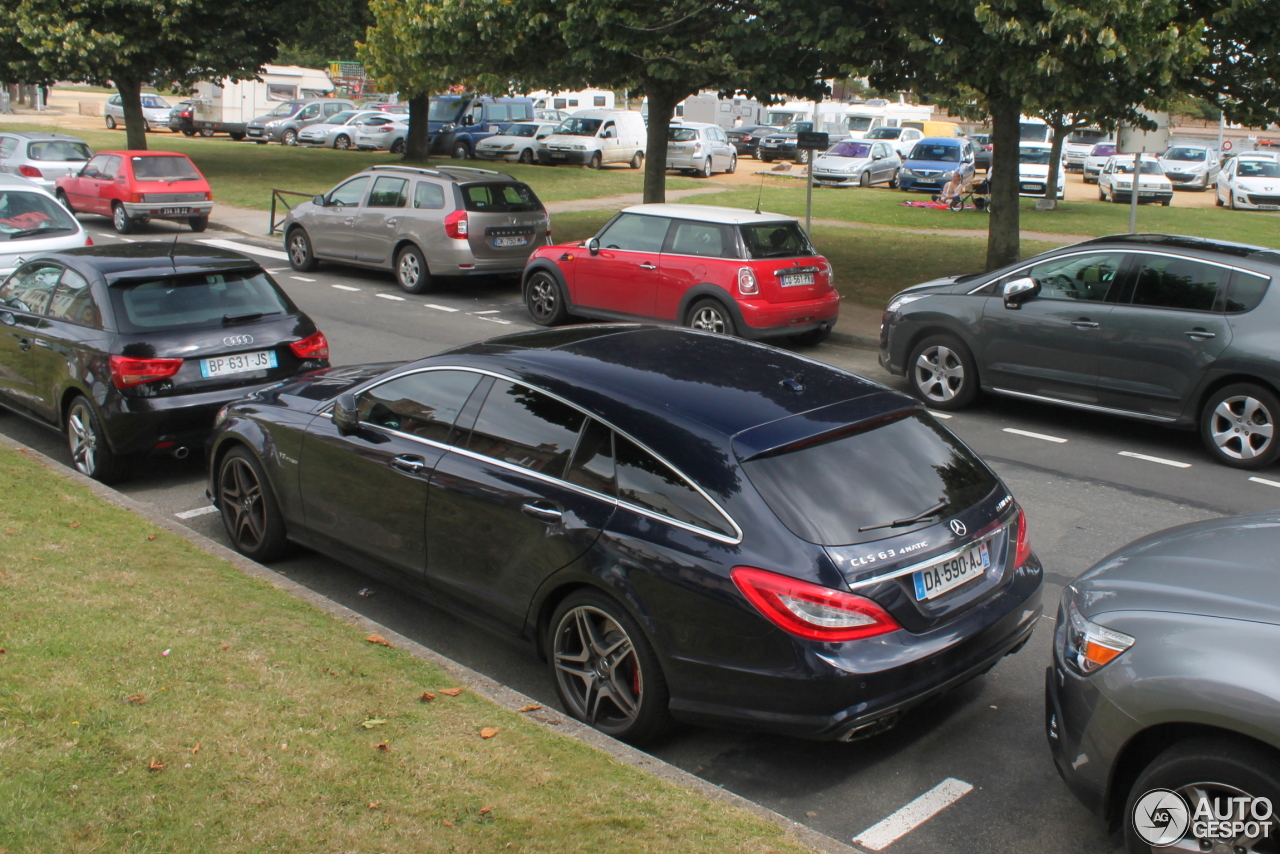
[939,171,966,205]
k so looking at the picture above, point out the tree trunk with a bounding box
[404,93,430,163]
[986,96,1022,271]
[117,78,148,151]
[1044,120,1068,206]
[642,84,682,204]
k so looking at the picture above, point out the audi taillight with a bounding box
[444,209,469,239]
[110,355,183,388]
[288,330,329,359]
[1014,507,1031,568]
[731,566,900,642]
[18,165,42,178]
[737,266,758,295]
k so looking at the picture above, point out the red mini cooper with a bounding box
[55,150,214,235]
[521,204,839,343]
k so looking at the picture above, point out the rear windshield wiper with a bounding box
[223,311,275,324]
[858,501,948,533]
[7,227,75,240]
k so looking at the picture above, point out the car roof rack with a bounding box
[367,164,509,181]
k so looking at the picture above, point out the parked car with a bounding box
[1016,141,1066,199]
[104,94,175,133]
[1047,513,1280,852]
[1216,154,1280,211]
[1082,142,1117,183]
[1098,155,1173,206]
[0,244,329,482]
[725,125,774,159]
[208,325,1042,743]
[898,137,977,193]
[426,95,537,159]
[0,132,92,193]
[757,121,850,164]
[879,232,1280,468]
[353,117,409,154]
[1161,144,1222,190]
[812,140,901,187]
[167,100,204,136]
[56,151,214,235]
[298,110,395,150]
[245,99,356,146]
[283,164,550,292]
[537,110,647,169]
[968,132,992,171]
[666,122,737,177]
[865,126,926,160]
[522,204,839,343]
[1063,128,1112,171]
[535,108,570,123]
[0,174,93,277]
[474,122,559,163]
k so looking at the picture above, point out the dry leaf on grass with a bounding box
[443,820,454,827]
[360,719,387,729]
[220,644,229,650]
[126,694,146,705]
[517,704,542,713]
[419,692,435,703]
[368,802,381,809]
[374,741,390,752]
[479,806,492,815]
[190,742,200,755]
[69,522,81,528]
[439,688,463,696]
[148,757,164,771]
[146,534,156,541]
[365,633,393,647]
[479,728,500,739]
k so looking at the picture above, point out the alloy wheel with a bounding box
[113,205,130,233]
[913,345,966,403]
[398,251,422,289]
[552,605,643,735]
[1209,395,1274,461]
[527,276,557,322]
[288,232,310,267]
[690,306,727,333]
[334,134,350,150]
[67,402,98,476]
[1152,782,1278,854]
[219,456,267,553]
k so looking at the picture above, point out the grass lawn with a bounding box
[550,210,1060,307]
[0,445,814,854]
[0,123,701,212]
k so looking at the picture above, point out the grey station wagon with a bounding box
[282,165,550,293]
[879,234,1280,469]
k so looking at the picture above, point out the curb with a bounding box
[829,328,879,352]
[0,431,866,854]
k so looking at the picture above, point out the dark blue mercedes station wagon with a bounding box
[208,326,1042,742]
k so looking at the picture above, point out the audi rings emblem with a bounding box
[223,334,254,347]
[949,519,967,537]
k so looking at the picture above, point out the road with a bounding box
[5,215,1278,854]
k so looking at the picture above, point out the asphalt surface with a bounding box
[6,214,1278,854]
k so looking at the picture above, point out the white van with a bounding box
[537,110,647,168]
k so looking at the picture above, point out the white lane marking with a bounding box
[290,275,316,283]
[927,411,953,420]
[332,284,360,292]
[376,293,406,301]
[268,268,288,273]
[1003,427,1067,444]
[198,238,290,261]
[116,237,135,243]
[476,316,513,325]
[472,310,501,315]
[424,303,459,312]
[1118,450,1192,469]
[175,505,219,520]
[854,778,974,851]
[1249,476,1280,489]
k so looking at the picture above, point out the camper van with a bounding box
[530,89,615,113]
[843,99,933,139]
[187,65,336,139]
[679,93,764,129]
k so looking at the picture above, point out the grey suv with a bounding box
[879,233,1280,469]
[282,164,550,293]
[246,99,355,146]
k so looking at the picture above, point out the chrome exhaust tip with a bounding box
[172,446,190,460]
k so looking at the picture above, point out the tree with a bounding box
[276,0,372,69]
[2,0,294,150]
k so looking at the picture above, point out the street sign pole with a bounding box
[806,156,814,235]
[1129,152,1140,234]
[1117,111,1170,237]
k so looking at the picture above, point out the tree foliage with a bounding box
[276,0,372,69]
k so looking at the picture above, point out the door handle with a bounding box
[1185,328,1216,340]
[391,454,426,474]
[638,262,657,270]
[385,218,397,227]
[1070,320,1099,329]
[521,502,563,523]
[13,335,30,351]
[344,216,355,225]
[33,338,50,349]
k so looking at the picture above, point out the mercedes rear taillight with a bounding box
[732,566,901,642]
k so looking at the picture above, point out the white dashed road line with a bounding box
[1249,476,1280,489]
[116,237,135,243]
[1002,427,1068,444]
[376,293,406,301]
[424,304,459,312]
[928,411,953,420]
[174,505,219,520]
[472,310,501,315]
[476,316,513,325]
[290,275,316,283]
[1118,451,1192,469]
[197,238,291,262]
[332,284,360,292]
[853,777,974,851]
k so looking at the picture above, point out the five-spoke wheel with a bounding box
[525,271,567,326]
[66,396,126,483]
[287,227,318,272]
[908,334,978,410]
[1201,384,1280,469]
[217,447,288,561]
[687,299,735,336]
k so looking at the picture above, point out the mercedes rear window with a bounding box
[461,182,541,213]
[741,412,1000,546]
[108,271,294,332]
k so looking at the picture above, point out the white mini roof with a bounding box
[621,204,794,225]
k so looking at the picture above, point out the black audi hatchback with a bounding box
[208,326,1042,743]
[0,243,329,482]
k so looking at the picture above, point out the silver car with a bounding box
[354,117,409,153]
[474,122,559,163]
[298,111,395,149]
[1161,143,1221,190]
[103,94,174,132]
[246,99,356,146]
[0,132,92,192]
[813,140,901,187]
[0,174,91,277]
[666,122,736,177]
[281,164,550,293]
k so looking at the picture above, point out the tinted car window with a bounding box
[0,263,61,313]
[598,214,670,253]
[461,182,540,213]
[328,177,369,207]
[566,418,616,495]
[1023,252,1124,302]
[615,435,732,536]
[100,156,122,179]
[739,222,814,259]
[669,128,700,142]
[358,370,481,442]
[46,269,101,327]
[743,412,999,546]
[0,190,79,240]
[367,176,408,208]
[466,380,585,476]
[909,144,960,162]
[828,142,872,158]
[131,156,201,182]
[1130,256,1227,311]
[1225,271,1270,313]
[414,182,445,209]
[28,141,91,161]
[0,137,16,158]
[668,221,728,258]
[109,271,293,332]
[1237,161,1280,179]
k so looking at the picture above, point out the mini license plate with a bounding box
[1260,205,1280,211]
[782,272,815,287]
[1021,183,1041,191]
[200,349,277,379]
[157,207,192,216]
[493,236,528,247]
[913,542,990,601]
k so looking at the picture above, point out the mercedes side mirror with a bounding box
[332,392,360,435]
[587,237,601,256]
[1003,277,1039,309]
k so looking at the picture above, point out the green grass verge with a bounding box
[0,445,813,854]
[0,123,701,212]
[550,210,1060,307]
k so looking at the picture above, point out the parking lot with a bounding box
[3,212,1276,854]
